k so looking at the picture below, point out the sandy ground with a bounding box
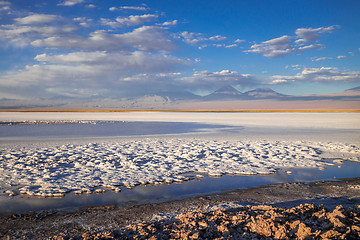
[1,177,360,239]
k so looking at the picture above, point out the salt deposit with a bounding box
[1,139,359,197]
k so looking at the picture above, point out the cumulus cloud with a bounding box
[14,14,58,25]
[0,51,190,99]
[246,26,336,57]
[180,70,258,88]
[295,26,336,45]
[110,6,149,11]
[235,39,245,43]
[179,31,230,49]
[312,57,332,61]
[337,55,346,59]
[0,0,10,12]
[57,0,84,6]
[0,24,77,47]
[271,67,360,84]
[209,35,227,41]
[34,51,188,72]
[73,17,92,27]
[246,35,294,57]
[225,44,237,48]
[298,44,324,51]
[31,26,176,52]
[101,14,158,28]
[161,20,178,26]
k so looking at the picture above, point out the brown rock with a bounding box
[274,224,288,240]
[290,220,301,230]
[198,220,208,229]
[320,229,341,239]
[246,217,274,237]
[295,223,312,240]
[189,231,199,239]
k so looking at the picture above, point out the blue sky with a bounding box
[0,0,359,101]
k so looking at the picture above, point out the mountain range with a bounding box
[160,85,360,102]
[1,85,359,109]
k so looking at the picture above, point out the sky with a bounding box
[0,0,359,101]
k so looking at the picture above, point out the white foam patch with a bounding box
[1,139,359,197]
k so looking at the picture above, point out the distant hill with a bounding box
[1,86,359,110]
[203,86,287,100]
[243,87,287,99]
[347,86,360,92]
[154,90,201,101]
[204,85,243,100]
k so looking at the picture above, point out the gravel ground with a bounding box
[1,177,360,239]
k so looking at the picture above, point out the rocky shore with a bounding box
[1,177,360,239]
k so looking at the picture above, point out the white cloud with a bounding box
[0,0,10,12]
[246,35,295,57]
[0,51,190,98]
[0,24,77,47]
[312,57,332,62]
[31,26,177,52]
[101,14,158,28]
[15,14,58,25]
[57,0,84,6]
[161,20,178,26]
[0,5,10,11]
[179,31,229,49]
[298,44,324,51]
[225,44,237,48]
[235,39,245,43]
[337,55,346,59]
[246,26,336,57]
[73,17,92,27]
[209,35,227,41]
[180,70,258,88]
[295,26,336,45]
[270,79,288,84]
[34,51,187,72]
[271,67,360,84]
[179,31,204,45]
[110,6,149,11]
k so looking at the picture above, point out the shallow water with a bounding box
[0,121,231,140]
[0,117,359,213]
[0,159,359,213]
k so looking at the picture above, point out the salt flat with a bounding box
[1,112,359,129]
[0,112,359,198]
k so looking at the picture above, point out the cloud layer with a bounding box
[246,26,337,57]
[272,67,360,84]
[0,2,358,102]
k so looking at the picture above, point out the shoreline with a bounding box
[1,177,359,239]
[1,109,360,112]
[0,112,359,238]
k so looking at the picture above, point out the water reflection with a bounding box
[0,121,233,140]
[1,160,359,213]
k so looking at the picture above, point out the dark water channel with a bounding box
[1,159,359,213]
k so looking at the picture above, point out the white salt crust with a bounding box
[1,139,359,198]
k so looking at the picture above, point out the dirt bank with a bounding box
[1,177,360,239]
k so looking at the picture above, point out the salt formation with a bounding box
[0,139,359,197]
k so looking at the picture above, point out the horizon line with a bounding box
[0,109,359,113]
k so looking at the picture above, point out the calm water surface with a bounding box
[0,121,232,140]
[0,160,359,213]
